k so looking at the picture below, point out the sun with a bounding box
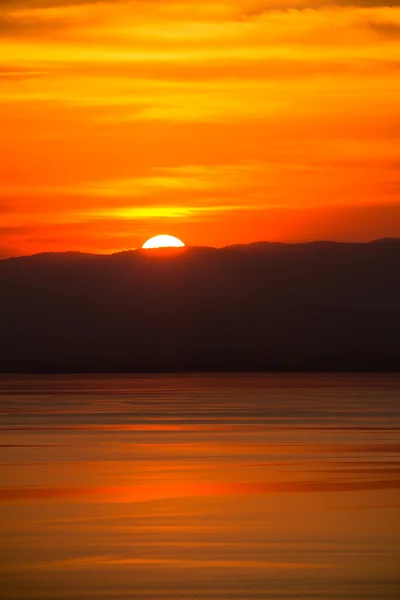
[142,234,185,249]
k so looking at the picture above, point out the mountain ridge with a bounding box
[2,238,400,263]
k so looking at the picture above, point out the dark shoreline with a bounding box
[2,239,400,374]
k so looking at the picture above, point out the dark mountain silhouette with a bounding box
[1,240,399,373]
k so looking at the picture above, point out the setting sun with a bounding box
[142,235,185,249]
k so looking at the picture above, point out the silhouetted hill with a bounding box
[1,240,400,373]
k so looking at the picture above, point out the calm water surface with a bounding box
[0,374,399,599]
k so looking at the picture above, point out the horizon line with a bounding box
[2,237,400,261]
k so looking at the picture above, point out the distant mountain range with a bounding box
[1,240,400,373]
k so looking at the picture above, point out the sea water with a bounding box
[1,374,399,599]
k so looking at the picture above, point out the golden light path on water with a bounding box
[0,374,399,599]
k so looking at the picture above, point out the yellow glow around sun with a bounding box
[142,234,185,249]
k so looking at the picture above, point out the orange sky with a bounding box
[1,0,400,257]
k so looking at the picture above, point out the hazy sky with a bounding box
[1,0,399,256]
